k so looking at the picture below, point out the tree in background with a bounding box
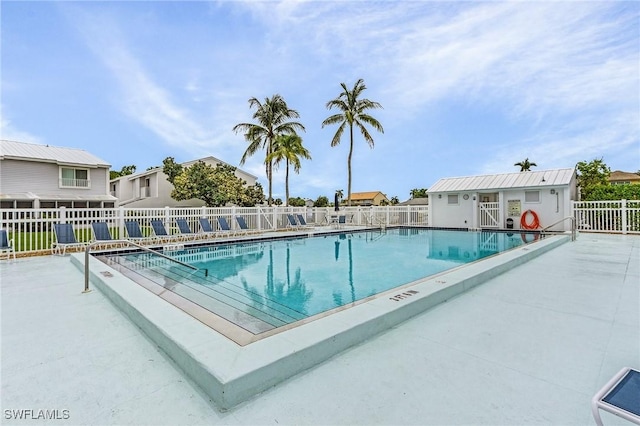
[514,158,537,172]
[162,158,264,207]
[322,78,384,206]
[313,196,329,207]
[586,184,640,201]
[266,134,311,206]
[109,165,136,180]
[576,158,610,200]
[390,196,399,205]
[287,197,306,207]
[410,188,428,198]
[233,95,305,206]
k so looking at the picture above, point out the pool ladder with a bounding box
[541,216,576,242]
[83,239,203,294]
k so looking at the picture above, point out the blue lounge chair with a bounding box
[52,223,86,255]
[235,216,252,235]
[176,218,198,241]
[337,215,346,229]
[286,214,299,229]
[217,217,235,237]
[296,214,313,229]
[150,219,182,242]
[198,217,218,238]
[91,222,118,249]
[592,367,640,426]
[124,220,154,243]
[0,229,16,261]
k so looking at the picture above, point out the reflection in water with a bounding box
[241,244,313,316]
[332,236,356,306]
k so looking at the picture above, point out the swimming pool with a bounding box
[84,227,567,409]
[98,228,537,340]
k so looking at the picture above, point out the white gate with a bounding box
[479,202,500,228]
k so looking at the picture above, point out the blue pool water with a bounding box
[105,228,538,333]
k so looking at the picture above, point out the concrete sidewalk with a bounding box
[1,233,638,425]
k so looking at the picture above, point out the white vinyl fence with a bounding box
[573,200,640,235]
[0,205,429,256]
[2,200,636,256]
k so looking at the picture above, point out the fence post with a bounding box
[200,206,206,218]
[622,199,627,235]
[164,206,171,227]
[59,206,67,224]
[118,207,125,239]
[272,207,278,231]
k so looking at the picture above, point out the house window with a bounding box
[60,167,90,188]
[525,190,540,203]
[447,194,459,205]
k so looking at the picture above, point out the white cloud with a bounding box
[65,7,224,158]
[0,106,41,144]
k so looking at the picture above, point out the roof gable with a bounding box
[0,140,110,167]
[350,191,386,200]
[427,168,575,193]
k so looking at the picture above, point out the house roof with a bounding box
[350,191,387,200]
[0,140,110,168]
[609,170,640,182]
[398,197,429,206]
[428,168,575,193]
[112,156,258,182]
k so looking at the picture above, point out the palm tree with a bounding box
[266,134,311,206]
[515,158,537,172]
[233,95,305,205]
[322,79,384,206]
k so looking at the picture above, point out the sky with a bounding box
[2,1,639,202]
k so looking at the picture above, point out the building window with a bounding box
[525,190,540,203]
[447,194,459,205]
[60,167,90,188]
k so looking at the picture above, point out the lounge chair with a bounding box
[217,217,235,237]
[296,214,314,229]
[0,229,16,261]
[592,367,640,426]
[198,217,218,238]
[286,214,299,229]
[124,220,154,243]
[150,219,183,242]
[235,216,254,235]
[52,223,86,255]
[176,218,198,241]
[336,215,346,229]
[91,222,119,249]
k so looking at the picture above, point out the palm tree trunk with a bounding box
[347,124,354,206]
[267,139,273,206]
[285,159,290,206]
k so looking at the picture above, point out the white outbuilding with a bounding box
[427,168,577,231]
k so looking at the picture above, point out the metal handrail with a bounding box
[84,239,200,293]
[541,216,576,241]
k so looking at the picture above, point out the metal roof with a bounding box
[0,140,110,167]
[427,168,575,193]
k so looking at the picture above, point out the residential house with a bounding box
[110,156,258,208]
[348,191,389,206]
[0,140,116,209]
[608,170,640,185]
[397,197,428,206]
[427,168,577,231]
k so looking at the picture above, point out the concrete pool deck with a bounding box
[1,232,638,424]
